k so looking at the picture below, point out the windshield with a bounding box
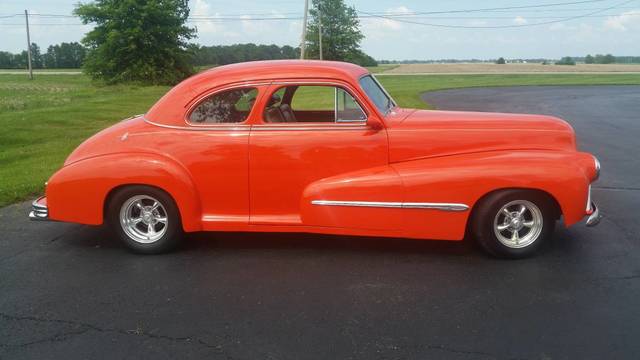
[359,75,396,114]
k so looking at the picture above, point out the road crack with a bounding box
[0,312,225,353]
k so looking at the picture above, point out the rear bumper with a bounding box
[29,196,49,221]
[585,201,601,227]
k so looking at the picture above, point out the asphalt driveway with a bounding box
[1,86,639,359]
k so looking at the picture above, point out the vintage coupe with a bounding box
[30,60,601,258]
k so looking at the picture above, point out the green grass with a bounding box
[2,72,640,207]
[377,73,640,109]
[0,75,168,207]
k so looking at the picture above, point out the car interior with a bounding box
[263,85,365,123]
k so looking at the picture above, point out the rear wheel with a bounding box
[471,190,556,259]
[107,186,183,254]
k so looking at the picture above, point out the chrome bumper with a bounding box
[29,196,49,221]
[586,202,601,227]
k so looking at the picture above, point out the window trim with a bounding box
[262,81,369,126]
[184,83,266,127]
[358,74,397,116]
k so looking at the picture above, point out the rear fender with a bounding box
[46,152,202,231]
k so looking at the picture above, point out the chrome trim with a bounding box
[143,116,251,131]
[29,197,49,221]
[251,124,368,131]
[593,156,600,181]
[586,202,601,227]
[311,200,469,212]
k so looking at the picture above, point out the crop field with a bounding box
[2,72,640,207]
[383,63,640,74]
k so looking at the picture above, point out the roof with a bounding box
[146,60,370,126]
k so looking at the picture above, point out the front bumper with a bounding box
[29,196,49,221]
[586,201,601,227]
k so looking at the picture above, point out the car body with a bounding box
[30,60,601,257]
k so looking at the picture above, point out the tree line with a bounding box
[0,42,86,69]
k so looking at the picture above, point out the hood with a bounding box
[386,109,576,163]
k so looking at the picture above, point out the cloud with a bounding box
[361,6,412,32]
[513,16,528,25]
[604,10,640,31]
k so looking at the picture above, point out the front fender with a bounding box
[46,152,202,231]
[392,150,595,239]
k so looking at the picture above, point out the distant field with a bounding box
[382,63,640,74]
[2,72,640,207]
[0,69,81,74]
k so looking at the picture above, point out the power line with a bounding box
[358,0,637,29]
[1,1,637,27]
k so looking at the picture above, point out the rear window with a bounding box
[189,87,258,124]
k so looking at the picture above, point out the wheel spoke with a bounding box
[523,221,534,228]
[147,223,155,236]
[135,201,143,210]
[511,229,520,245]
[497,223,510,231]
[502,208,511,217]
[518,204,526,216]
[131,217,143,224]
[155,217,167,224]
[150,201,159,211]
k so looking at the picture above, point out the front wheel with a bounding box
[471,190,556,259]
[107,186,183,254]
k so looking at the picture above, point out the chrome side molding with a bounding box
[311,200,469,212]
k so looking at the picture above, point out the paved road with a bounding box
[2,86,639,359]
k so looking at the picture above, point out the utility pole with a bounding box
[318,10,323,60]
[300,0,309,59]
[24,9,33,80]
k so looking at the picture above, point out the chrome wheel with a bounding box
[119,195,168,244]
[493,200,543,249]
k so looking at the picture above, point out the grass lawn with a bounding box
[1,72,640,207]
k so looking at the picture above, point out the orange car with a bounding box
[30,60,601,258]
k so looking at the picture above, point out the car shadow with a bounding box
[60,221,580,260]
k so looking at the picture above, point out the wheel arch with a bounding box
[45,152,203,232]
[466,187,562,236]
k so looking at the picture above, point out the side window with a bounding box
[336,88,366,122]
[263,85,366,124]
[189,87,258,124]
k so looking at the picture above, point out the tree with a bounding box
[585,54,595,64]
[602,54,616,64]
[304,0,376,66]
[555,56,576,65]
[496,57,506,64]
[29,43,44,69]
[74,0,195,84]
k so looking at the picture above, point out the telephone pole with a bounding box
[318,10,323,60]
[300,0,309,59]
[24,9,33,80]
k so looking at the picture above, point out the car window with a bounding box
[263,85,365,124]
[359,75,394,114]
[189,87,258,124]
[336,88,366,122]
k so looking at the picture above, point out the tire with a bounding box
[107,185,183,254]
[471,189,556,259]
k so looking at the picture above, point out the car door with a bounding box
[248,80,402,231]
[170,84,265,230]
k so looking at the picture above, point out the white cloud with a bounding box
[513,16,528,25]
[604,10,640,31]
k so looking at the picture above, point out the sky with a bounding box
[0,0,639,60]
